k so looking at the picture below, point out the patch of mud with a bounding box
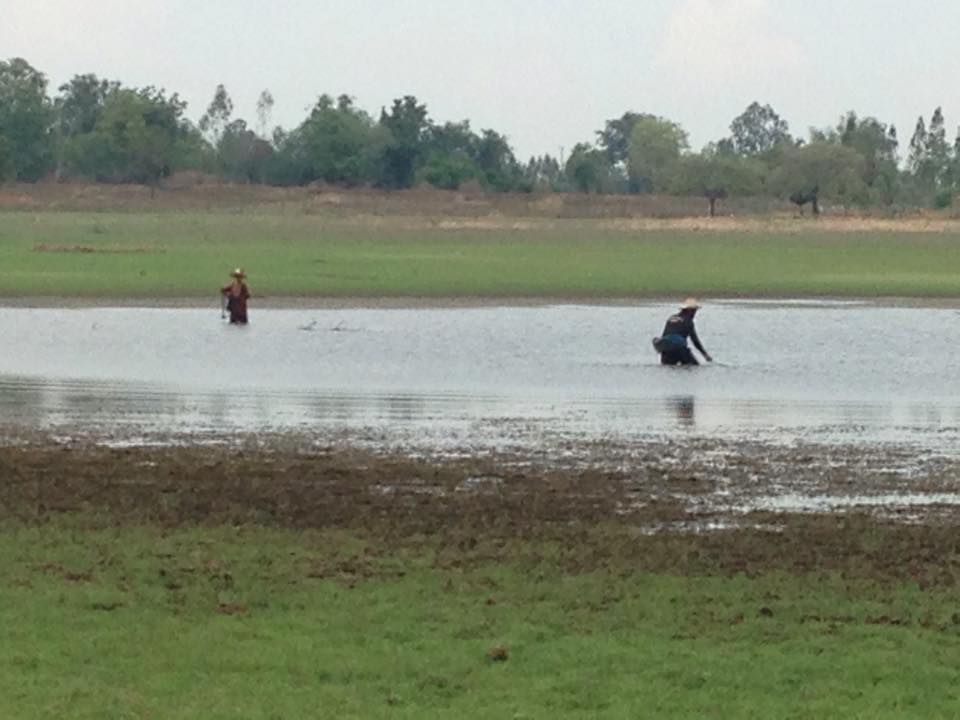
[3,430,960,529]
[4,434,960,585]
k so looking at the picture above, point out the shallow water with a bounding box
[2,301,960,452]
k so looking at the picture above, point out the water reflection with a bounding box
[1,376,959,455]
[382,395,428,421]
[0,380,46,424]
[668,395,696,427]
[1,303,960,451]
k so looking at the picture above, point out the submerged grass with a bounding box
[2,521,960,719]
[1,211,960,297]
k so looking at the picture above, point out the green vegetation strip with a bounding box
[2,522,959,719]
[2,212,960,297]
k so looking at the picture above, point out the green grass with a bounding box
[2,522,959,719]
[2,211,960,297]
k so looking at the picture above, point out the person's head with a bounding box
[231,268,246,282]
[679,297,700,316]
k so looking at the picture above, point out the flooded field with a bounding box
[1,299,960,450]
[3,299,960,522]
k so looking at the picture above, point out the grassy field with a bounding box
[2,441,960,719]
[4,194,960,718]
[2,520,960,719]
[2,211,960,298]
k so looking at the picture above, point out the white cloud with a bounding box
[655,0,804,97]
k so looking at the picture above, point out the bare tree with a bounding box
[199,84,233,146]
[256,90,274,139]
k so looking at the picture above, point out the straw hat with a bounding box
[231,268,246,279]
[680,297,701,310]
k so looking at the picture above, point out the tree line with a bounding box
[3,56,960,212]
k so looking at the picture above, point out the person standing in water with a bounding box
[221,268,251,325]
[654,298,712,366]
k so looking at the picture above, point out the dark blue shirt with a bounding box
[661,313,706,354]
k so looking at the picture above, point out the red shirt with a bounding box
[221,281,250,323]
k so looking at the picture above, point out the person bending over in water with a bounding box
[653,298,712,366]
[221,268,251,325]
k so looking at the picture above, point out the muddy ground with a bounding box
[3,433,960,586]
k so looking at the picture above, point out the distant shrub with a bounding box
[933,189,954,209]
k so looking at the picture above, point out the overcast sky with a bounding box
[4,0,959,159]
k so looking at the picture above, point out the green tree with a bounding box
[66,87,192,187]
[218,119,274,182]
[951,128,960,194]
[844,114,899,203]
[813,112,899,204]
[729,102,792,157]
[173,121,208,173]
[55,74,121,178]
[671,152,763,216]
[57,74,119,137]
[907,116,928,182]
[378,95,429,188]
[906,109,954,203]
[424,121,477,157]
[523,154,563,192]
[597,111,654,181]
[419,121,479,190]
[274,94,385,186]
[565,143,617,193]
[418,122,523,191]
[475,129,522,191]
[0,135,15,182]
[595,112,657,191]
[420,152,477,190]
[925,107,951,192]
[0,57,54,181]
[768,141,867,214]
[927,109,950,162]
[626,116,688,193]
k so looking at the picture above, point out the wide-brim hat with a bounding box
[680,297,701,310]
[231,268,246,278]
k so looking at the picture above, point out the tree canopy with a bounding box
[627,116,688,193]
[6,55,960,212]
[0,58,54,181]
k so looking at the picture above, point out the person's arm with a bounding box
[689,325,712,362]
